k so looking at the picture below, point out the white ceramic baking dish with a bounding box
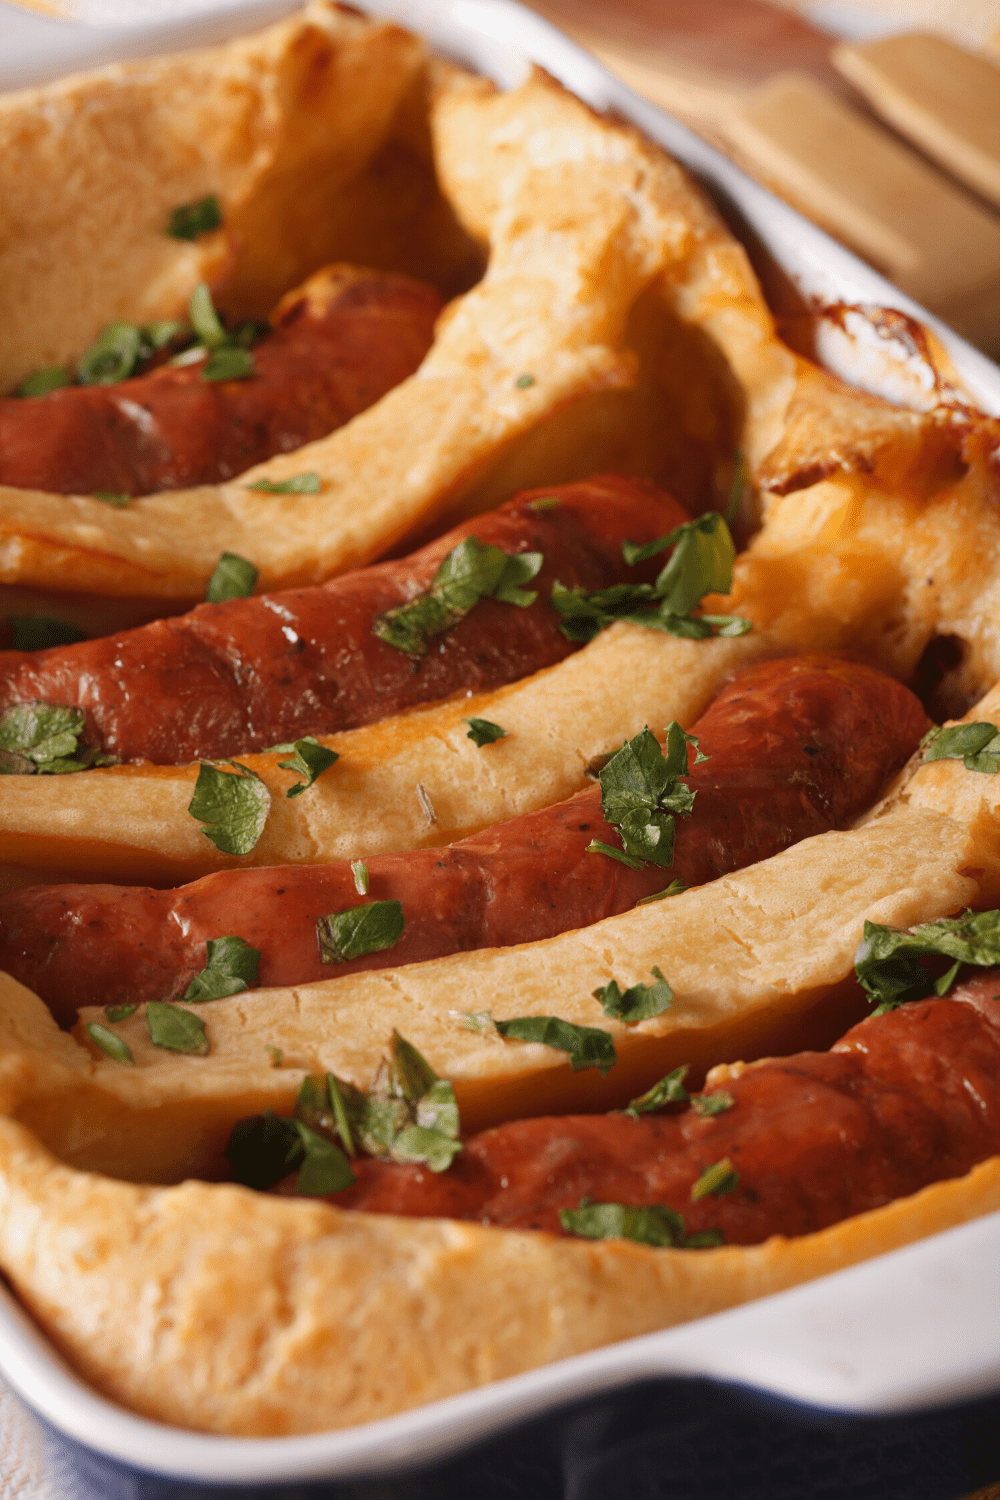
[0,1,997,1493]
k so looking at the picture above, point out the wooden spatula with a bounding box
[833,32,1000,210]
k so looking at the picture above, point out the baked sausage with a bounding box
[0,475,685,763]
[291,977,1000,1245]
[0,266,443,496]
[0,655,927,1023]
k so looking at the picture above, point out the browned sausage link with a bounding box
[0,656,927,1024]
[0,266,443,496]
[0,476,684,763]
[291,979,1000,1244]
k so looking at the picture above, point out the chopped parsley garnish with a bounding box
[464,717,508,747]
[226,1033,461,1192]
[93,492,131,508]
[166,194,222,241]
[77,321,144,386]
[550,510,749,643]
[636,880,688,905]
[690,1158,739,1201]
[516,373,535,389]
[171,285,258,383]
[226,1111,355,1196]
[181,935,260,1002]
[485,1014,617,1074]
[145,1000,209,1056]
[559,1200,722,1249]
[528,495,560,512]
[202,346,255,382]
[187,760,270,855]
[0,703,117,776]
[15,366,70,398]
[316,900,405,963]
[9,616,86,651]
[268,736,339,798]
[625,1065,690,1116]
[104,1003,138,1024]
[690,1090,735,1117]
[247,472,322,494]
[372,537,543,656]
[85,1022,134,1066]
[593,966,673,1022]
[189,282,226,346]
[590,721,705,869]
[921,722,1000,774]
[351,860,369,895]
[205,552,258,603]
[585,840,645,870]
[854,908,1000,1014]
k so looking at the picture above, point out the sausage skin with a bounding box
[288,978,1000,1246]
[0,265,443,496]
[0,656,927,1023]
[0,475,685,763]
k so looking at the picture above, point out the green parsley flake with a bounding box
[227,1033,462,1191]
[351,860,369,896]
[0,703,117,776]
[528,496,560,512]
[636,880,688,905]
[551,511,749,643]
[145,1001,209,1056]
[294,1121,356,1196]
[205,552,258,604]
[593,966,673,1022]
[491,1015,617,1074]
[226,1111,355,1195]
[317,900,405,963]
[516,374,535,388]
[188,760,271,856]
[9,616,86,651]
[166,194,222,241]
[247,472,322,494]
[189,283,227,347]
[181,935,260,1002]
[372,537,543,657]
[585,839,645,870]
[202,346,255,382]
[922,722,1000,774]
[15,366,70,398]
[85,1022,134,1066]
[855,908,1000,1014]
[93,492,131,508]
[591,721,705,869]
[77,321,144,386]
[103,1003,138,1024]
[625,1065,690,1117]
[690,1090,735,1117]
[690,1158,739,1201]
[559,1200,723,1249]
[464,717,508,747]
[267,736,339,798]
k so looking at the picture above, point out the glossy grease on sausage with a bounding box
[0,266,443,496]
[296,981,1000,1245]
[0,476,685,763]
[0,656,927,1023]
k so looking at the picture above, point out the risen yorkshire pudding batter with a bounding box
[0,1,999,1439]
